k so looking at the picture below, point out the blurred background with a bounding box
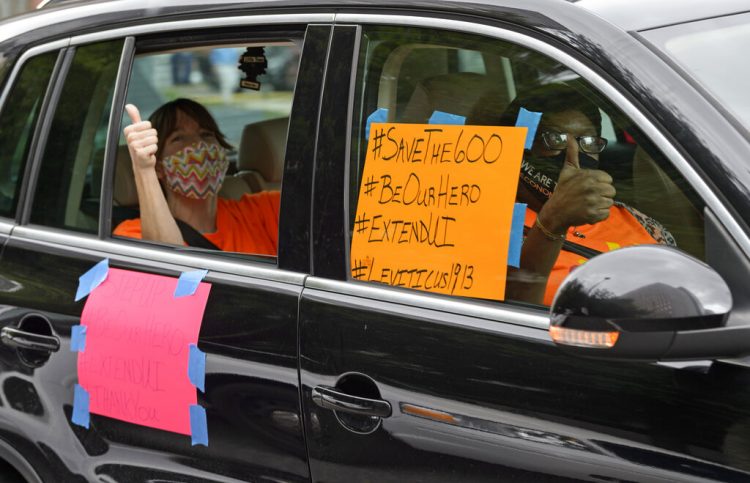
[0,0,45,19]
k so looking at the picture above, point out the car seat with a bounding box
[401,72,510,124]
[631,146,704,258]
[234,117,287,192]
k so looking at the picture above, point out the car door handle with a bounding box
[312,385,392,418]
[0,327,60,352]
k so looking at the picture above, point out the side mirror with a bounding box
[549,245,744,361]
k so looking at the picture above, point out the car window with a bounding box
[113,40,301,258]
[0,51,58,219]
[125,44,299,151]
[348,26,706,307]
[640,12,750,132]
[30,40,123,232]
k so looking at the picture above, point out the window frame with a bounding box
[102,27,307,264]
[6,13,333,289]
[26,39,125,234]
[325,13,747,328]
[0,41,67,226]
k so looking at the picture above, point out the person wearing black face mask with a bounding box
[470,83,674,305]
[517,106,613,229]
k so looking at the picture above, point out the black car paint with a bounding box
[0,8,329,482]
[279,24,331,274]
[300,287,750,481]
[297,14,750,479]
[0,0,747,481]
[0,237,310,481]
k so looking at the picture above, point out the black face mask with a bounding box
[518,150,600,205]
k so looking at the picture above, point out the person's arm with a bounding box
[506,138,615,304]
[123,104,185,245]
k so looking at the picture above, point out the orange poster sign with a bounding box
[350,123,526,300]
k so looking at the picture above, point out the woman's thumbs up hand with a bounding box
[123,104,159,172]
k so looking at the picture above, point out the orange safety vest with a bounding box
[524,206,658,306]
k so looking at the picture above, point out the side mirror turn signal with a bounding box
[549,245,740,361]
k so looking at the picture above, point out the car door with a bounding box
[0,14,332,482]
[298,17,750,482]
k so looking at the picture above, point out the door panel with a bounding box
[0,20,333,482]
[299,18,750,481]
[299,283,750,481]
[0,238,308,482]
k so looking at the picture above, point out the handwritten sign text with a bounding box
[351,123,526,300]
[78,268,210,434]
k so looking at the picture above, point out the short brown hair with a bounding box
[149,98,233,159]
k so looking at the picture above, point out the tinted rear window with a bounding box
[0,51,58,219]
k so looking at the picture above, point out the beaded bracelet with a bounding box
[535,217,566,242]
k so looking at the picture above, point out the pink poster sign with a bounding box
[78,268,210,435]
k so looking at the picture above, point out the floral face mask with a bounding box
[160,142,228,199]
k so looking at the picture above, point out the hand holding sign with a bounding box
[539,136,616,233]
[124,104,159,172]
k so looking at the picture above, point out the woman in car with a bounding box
[114,98,279,254]
[472,83,674,305]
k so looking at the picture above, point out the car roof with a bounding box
[35,0,750,28]
[573,0,750,32]
[3,0,749,49]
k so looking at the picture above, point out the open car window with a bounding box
[113,38,302,258]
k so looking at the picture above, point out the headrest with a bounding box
[401,72,508,123]
[238,117,289,182]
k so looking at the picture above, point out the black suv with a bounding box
[0,0,749,481]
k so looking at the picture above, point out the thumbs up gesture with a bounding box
[538,136,616,234]
[123,104,158,172]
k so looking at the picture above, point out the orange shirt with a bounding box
[113,191,280,255]
[525,206,658,306]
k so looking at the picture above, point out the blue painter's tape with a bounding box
[188,344,206,392]
[428,110,466,125]
[515,107,543,150]
[174,269,208,298]
[72,384,90,429]
[75,259,109,302]
[365,108,389,140]
[507,203,527,268]
[190,404,208,446]
[70,325,87,353]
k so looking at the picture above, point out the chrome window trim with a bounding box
[304,288,553,345]
[1,1,335,45]
[0,220,14,236]
[305,276,550,331]
[334,13,750,261]
[12,225,306,285]
[0,39,69,117]
[69,13,335,46]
